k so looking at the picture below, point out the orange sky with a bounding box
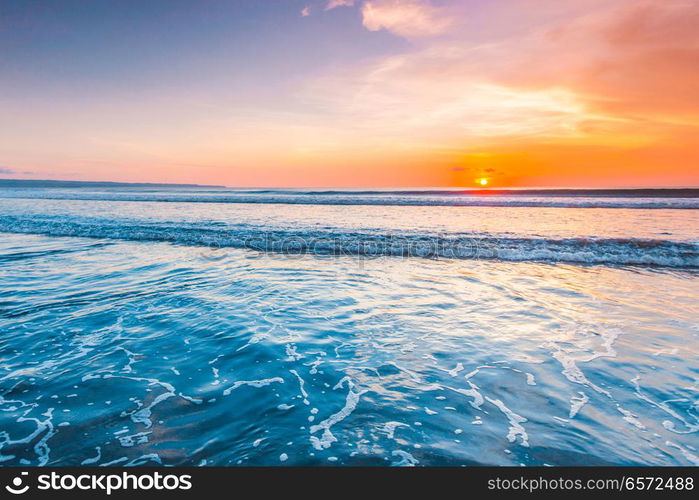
[0,0,697,188]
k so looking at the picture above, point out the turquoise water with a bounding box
[0,189,697,466]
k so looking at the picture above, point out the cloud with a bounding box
[0,167,15,174]
[361,0,452,38]
[302,62,609,159]
[325,0,355,10]
[301,5,311,17]
[604,0,699,47]
[339,0,699,141]
[500,0,699,123]
[585,0,699,118]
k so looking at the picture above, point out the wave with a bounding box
[1,215,696,268]
[0,190,698,209]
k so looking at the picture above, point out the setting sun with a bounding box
[477,178,489,186]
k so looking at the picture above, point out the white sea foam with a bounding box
[378,421,410,439]
[486,397,529,447]
[118,431,151,447]
[449,382,485,410]
[443,363,464,377]
[80,446,102,465]
[569,392,589,418]
[289,370,309,405]
[616,405,645,430]
[391,450,419,466]
[222,377,284,396]
[309,378,366,450]
[285,344,302,361]
[0,396,57,466]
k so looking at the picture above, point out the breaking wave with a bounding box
[1,188,698,209]
[0,214,696,268]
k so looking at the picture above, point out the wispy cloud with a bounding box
[303,53,607,147]
[0,167,15,174]
[326,0,355,10]
[301,5,311,17]
[308,0,699,144]
[361,0,452,38]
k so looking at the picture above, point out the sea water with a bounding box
[0,187,697,466]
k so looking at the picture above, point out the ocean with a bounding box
[0,185,697,466]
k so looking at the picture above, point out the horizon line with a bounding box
[1,178,699,193]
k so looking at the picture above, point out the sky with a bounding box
[0,0,697,188]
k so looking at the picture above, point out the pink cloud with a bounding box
[511,0,699,119]
[361,0,452,38]
[325,0,355,10]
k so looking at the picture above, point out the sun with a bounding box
[476,178,488,186]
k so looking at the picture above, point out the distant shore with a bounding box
[0,179,224,189]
